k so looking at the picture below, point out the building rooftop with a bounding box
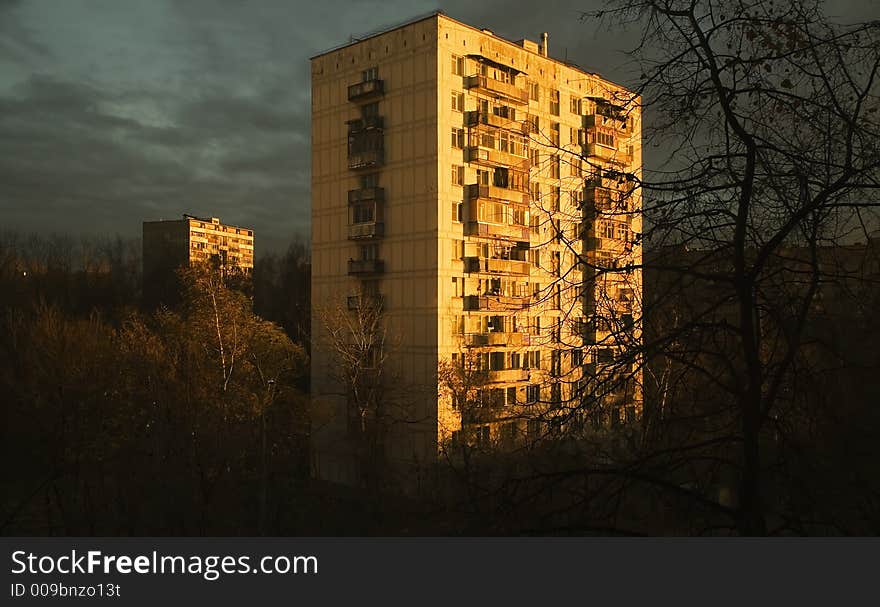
[310,10,617,87]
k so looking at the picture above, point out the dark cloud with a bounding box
[1,0,867,253]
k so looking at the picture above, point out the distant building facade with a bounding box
[142,214,254,306]
[311,12,643,487]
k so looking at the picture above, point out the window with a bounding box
[550,155,560,179]
[529,81,539,101]
[452,164,464,185]
[451,127,464,148]
[360,173,379,188]
[596,129,616,148]
[451,92,464,112]
[351,203,374,224]
[526,384,540,403]
[453,239,464,259]
[551,187,560,212]
[452,277,464,298]
[451,54,463,75]
[550,122,560,146]
[359,243,378,261]
[549,89,560,115]
[571,348,583,366]
[570,95,582,115]
[452,202,463,222]
[361,102,379,117]
[362,66,378,81]
[475,426,490,446]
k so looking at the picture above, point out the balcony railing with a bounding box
[347,115,384,132]
[463,256,530,276]
[466,146,529,170]
[462,295,529,312]
[347,259,384,275]
[348,149,384,170]
[583,143,632,166]
[465,183,529,205]
[348,222,384,240]
[464,221,530,243]
[348,79,384,101]
[348,186,385,204]
[464,75,529,105]
[465,110,526,132]
[463,332,531,347]
[487,368,529,383]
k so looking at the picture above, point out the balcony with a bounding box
[464,75,529,105]
[348,149,384,170]
[347,259,384,275]
[583,113,630,132]
[348,186,385,204]
[465,183,529,205]
[463,295,529,312]
[466,145,528,170]
[347,115,384,133]
[348,222,384,240]
[348,79,384,102]
[463,256,530,276]
[583,143,632,166]
[465,110,526,132]
[464,332,531,347]
[487,368,529,383]
[464,221,530,243]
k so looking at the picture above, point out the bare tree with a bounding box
[564,0,880,535]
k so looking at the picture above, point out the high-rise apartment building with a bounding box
[143,214,254,305]
[311,12,642,487]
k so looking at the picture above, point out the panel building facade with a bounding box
[143,215,254,306]
[311,12,642,486]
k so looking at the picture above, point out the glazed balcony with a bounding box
[465,183,529,205]
[348,222,385,240]
[347,259,384,275]
[463,256,530,276]
[466,145,528,170]
[464,75,529,105]
[347,115,384,133]
[348,186,385,204]
[462,294,529,312]
[348,79,384,102]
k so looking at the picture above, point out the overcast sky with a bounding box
[0,0,873,253]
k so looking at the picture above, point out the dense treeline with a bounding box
[0,232,315,535]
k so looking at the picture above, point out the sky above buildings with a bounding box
[0,0,873,253]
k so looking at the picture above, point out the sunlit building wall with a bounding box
[311,12,642,487]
